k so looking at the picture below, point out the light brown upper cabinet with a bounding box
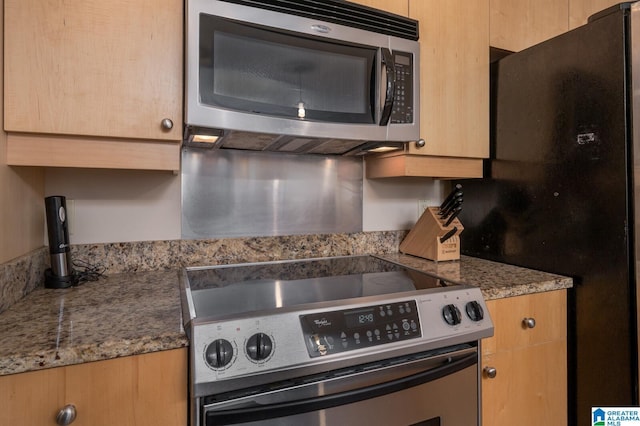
[4,0,183,170]
[490,0,569,52]
[491,0,623,51]
[569,0,622,29]
[365,0,489,179]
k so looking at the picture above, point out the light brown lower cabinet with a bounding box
[482,290,567,426]
[0,348,187,426]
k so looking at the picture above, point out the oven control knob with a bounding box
[465,301,484,321]
[442,304,462,326]
[246,333,273,361]
[205,339,234,369]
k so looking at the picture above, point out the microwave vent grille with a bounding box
[219,0,419,41]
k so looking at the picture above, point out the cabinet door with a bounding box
[348,0,409,16]
[4,0,182,142]
[0,349,187,426]
[482,340,567,426]
[407,0,489,159]
[569,0,621,29]
[490,0,569,52]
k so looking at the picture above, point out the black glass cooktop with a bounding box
[185,255,455,319]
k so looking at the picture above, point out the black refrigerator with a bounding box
[458,3,639,425]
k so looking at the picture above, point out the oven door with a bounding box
[201,345,479,426]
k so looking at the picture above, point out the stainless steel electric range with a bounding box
[180,255,494,426]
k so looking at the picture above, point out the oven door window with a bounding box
[199,14,376,124]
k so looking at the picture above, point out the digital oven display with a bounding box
[344,308,375,329]
[300,300,421,357]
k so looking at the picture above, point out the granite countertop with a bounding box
[379,254,573,300]
[0,270,188,377]
[0,254,572,377]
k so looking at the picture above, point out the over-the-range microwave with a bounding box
[184,0,420,155]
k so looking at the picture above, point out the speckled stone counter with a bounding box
[0,231,407,315]
[0,247,48,313]
[0,249,572,377]
[379,253,573,300]
[0,270,187,376]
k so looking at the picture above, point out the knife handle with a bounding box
[440,227,458,244]
[444,206,462,227]
[439,192,463,216]
[441,197,463,218]
[439,184,463,210]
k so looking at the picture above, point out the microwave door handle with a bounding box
[379,47,396,126]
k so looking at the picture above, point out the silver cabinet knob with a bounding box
[56,404,77,425]
[160,118,174,130]
[483,366,497,379]
[415,139,426,148]
[523,317,536,329]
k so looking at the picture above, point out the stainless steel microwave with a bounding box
[184,0,420,155]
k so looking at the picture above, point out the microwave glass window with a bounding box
[199,15,376,124]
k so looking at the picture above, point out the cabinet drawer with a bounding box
[0,348,187,426]
[483,290,566,354]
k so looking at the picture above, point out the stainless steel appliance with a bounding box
[457,3,640,424]
[180,255,493,425]
[184,0,420,155]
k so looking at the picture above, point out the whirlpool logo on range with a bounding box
[593,407,640,425]
[313,318,332,328]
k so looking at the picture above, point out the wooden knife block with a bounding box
[400,207,464,261]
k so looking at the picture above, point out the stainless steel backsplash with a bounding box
[181,148,363,239]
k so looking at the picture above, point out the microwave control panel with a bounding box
[390,51,414,124]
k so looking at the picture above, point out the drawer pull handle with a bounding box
[483,366,497,379]
[56,404,77,425]
[523,317,536,329]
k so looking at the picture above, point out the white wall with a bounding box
[363,177,443,231]
[45,167,446,244]
[45,168,181,244]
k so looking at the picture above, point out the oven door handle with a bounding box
[204,351,477,425]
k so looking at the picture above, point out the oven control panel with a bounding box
[189,286,493,386]
[300,301,421,357]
